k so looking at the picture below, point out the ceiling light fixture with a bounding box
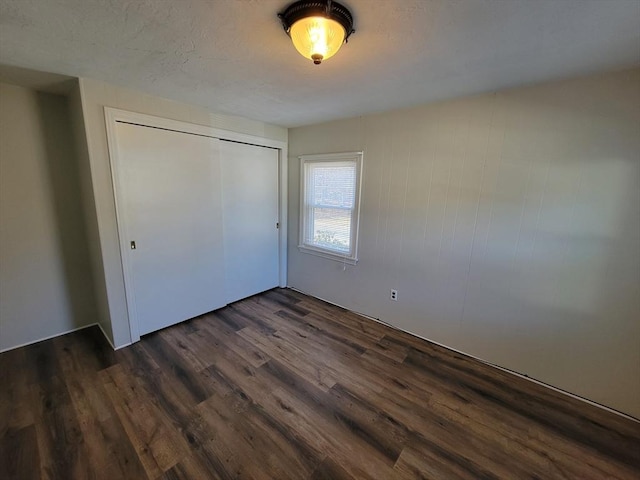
[278,0,355,65]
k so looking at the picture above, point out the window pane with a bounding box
[309,164,355,209]
[311,207,351,252]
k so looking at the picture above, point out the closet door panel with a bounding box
[115,122,225,336]
[220,141,279,303]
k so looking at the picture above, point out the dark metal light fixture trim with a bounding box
[278,0,355,64]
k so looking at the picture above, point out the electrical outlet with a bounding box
[390,289,398,301]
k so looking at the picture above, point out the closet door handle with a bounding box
[130,241,137,250]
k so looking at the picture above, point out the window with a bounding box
[299,152,363,264]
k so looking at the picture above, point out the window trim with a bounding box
[298,151,363,265]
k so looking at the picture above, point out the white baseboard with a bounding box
[96,321,131,351]
[0,323,98,353]
[0,320,132,355]
[287,287,639,423]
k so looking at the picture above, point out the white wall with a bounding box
[77,78,288,348]
[0,83,96,351]
[287,68,640,418]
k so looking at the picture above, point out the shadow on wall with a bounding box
[35,92,97,330]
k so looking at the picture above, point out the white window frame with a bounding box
[298,151,363,265]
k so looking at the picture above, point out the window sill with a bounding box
[298,245,358,265]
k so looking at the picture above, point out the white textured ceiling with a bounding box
[1,0,639,127]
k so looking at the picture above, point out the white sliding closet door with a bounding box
[114,122,226,336]
[220,141,279,303]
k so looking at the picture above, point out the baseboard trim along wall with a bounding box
[287,287,640,423]
[97,321,131,351]
[0,321,132,354]
[0,322,98,354]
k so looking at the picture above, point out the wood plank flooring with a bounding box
[1,288,639,479]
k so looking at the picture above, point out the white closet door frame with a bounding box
[104,107,288,343]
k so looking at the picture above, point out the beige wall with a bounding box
[68,81,109,343]
[0,83,96,350]
[287,68,640,418]
[77,78,288,348]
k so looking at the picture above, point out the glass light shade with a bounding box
[290,16,346,64]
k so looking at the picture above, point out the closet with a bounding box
[110,118,281,337]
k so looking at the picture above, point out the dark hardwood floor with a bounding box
[1,288,639,479]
